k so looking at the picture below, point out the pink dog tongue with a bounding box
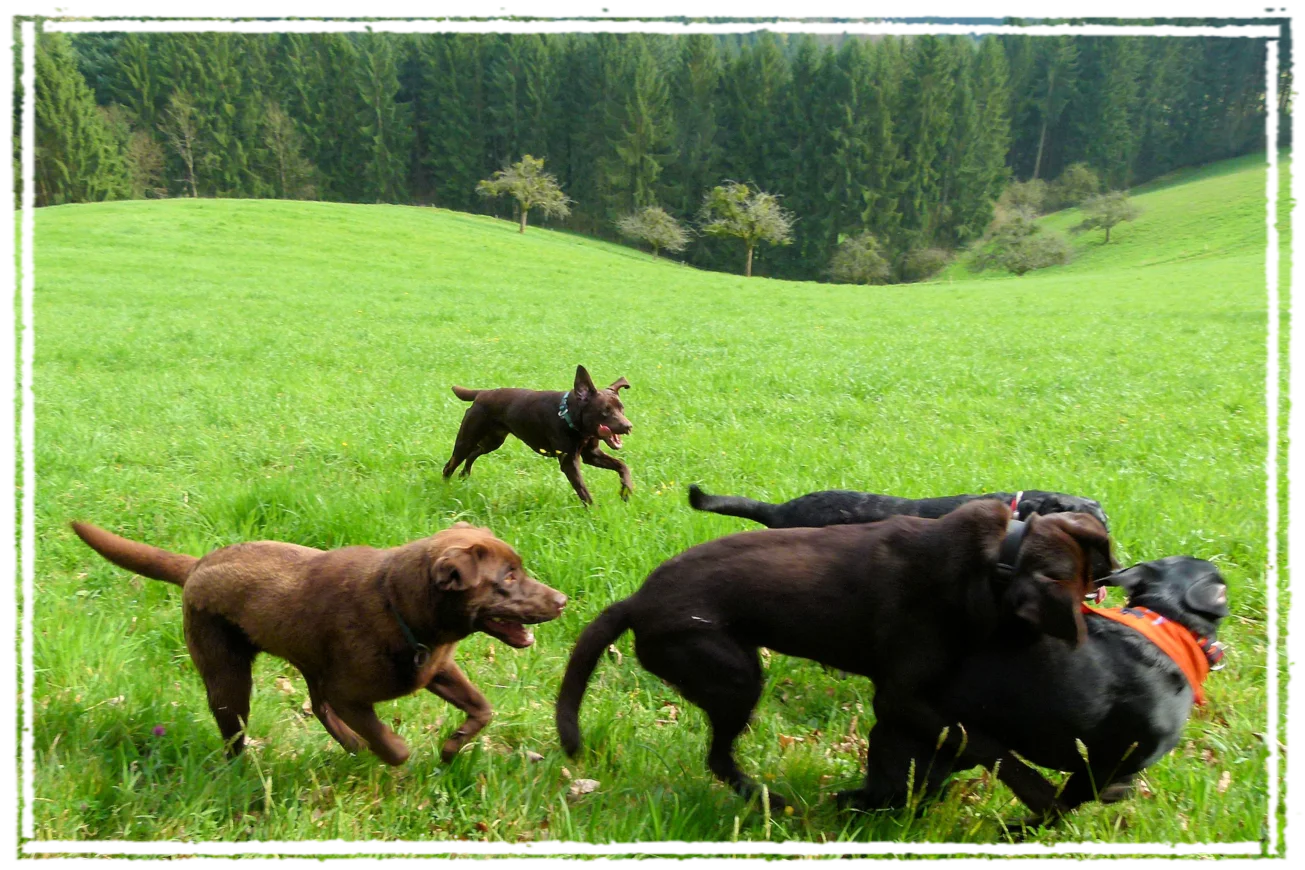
[598,424,612,438]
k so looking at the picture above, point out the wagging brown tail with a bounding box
[555,600,632,756]
[70,522,198,587]
[686,484,781,528]
[451,386,481,402]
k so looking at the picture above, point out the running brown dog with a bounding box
[443,365,633,505]
[556,500,1114,812]
[72,520,566,765]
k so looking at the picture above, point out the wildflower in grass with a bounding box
[152,725,166,737]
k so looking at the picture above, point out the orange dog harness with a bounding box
[1083,606,1225,705]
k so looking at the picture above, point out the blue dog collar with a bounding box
[558,392,579,431]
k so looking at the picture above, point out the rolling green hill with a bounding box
[29,154,1280,847]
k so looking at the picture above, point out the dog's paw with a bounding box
[620,484,633,502]
[751,788,790,813]
[440,739,465,764]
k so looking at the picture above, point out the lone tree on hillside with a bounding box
[828,232,891,285]
[1072,191,1140,244]
[616,206,690,258]
[698,181,794,278]
[476,155,572,233]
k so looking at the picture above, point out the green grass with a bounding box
[30,154,1279,848]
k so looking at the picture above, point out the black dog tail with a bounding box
[687,483,781,528]
[556,600,632,757]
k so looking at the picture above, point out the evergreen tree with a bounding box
[893,35,956,244]
[600,34,674,216]
[1029,37,1079,180]
[665,34,723,219]
[719,33,791,188]
[412,34,487,211]
[34,32,130,206]
[354,34,412,203]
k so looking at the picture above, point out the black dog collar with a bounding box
[383,595,432,668]
[995,519,1029,581]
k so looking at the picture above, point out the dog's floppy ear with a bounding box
[1184,573,1231,619]
[1009,574,1087,647]
[432,547,476,592]
[573,365,597,402]
[1044,512,1118,581]
[1102,561,1148,592]
[608,377,631,393]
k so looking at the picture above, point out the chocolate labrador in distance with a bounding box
[72,520,566,765]
[557,499,1115,812]
[443,365,633,505]
[689,484,1110,531]
[857,555,1229,824]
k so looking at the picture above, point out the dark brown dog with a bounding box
[556,500,1113,811]
[72,520,566,765]
[443,365,634,505]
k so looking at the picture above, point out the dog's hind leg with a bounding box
[184,610,258,757]
[303,674,366,753]
[330,700,411,765]
[635,631,780,807]
[443,407,491,478]
[459,429,509,478]
[426,661,494,762]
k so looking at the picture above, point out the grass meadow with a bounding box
[28,153,1283,848]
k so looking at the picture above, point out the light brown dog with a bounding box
[71,520,566,765]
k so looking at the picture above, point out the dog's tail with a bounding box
[451,386,480,402]
[556,599,632,756]
[70,522,197,587]
[687,484,780,528]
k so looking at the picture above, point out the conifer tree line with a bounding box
[33,28,1280,281]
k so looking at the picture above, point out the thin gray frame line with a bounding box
[12,3,1294,860]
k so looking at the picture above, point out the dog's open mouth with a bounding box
[480,618,535,648]
[597,424,624,450]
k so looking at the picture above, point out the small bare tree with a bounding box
[476,155,572,233]
[1072,191,1140,244]
[698,182,794,278]
[263,102,317,200]
[615,206,689,259]
[828,232,891,285]
[160,91,200,198]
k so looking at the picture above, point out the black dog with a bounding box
[557,500,1114,811]
[851,556,1228,822]
[689,484,1109,531]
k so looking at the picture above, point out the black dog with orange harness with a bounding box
[852,555,1229,823]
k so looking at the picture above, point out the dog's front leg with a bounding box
[559,455,593,506]
[866,693,1065,817]
[331,701,412,766]
[426,661,494,762]
[305,676,367,753]
[581,447,634,501]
